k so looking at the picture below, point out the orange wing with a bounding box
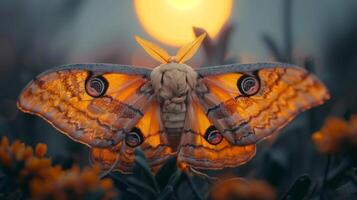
[196,64,330,145]
[177,95,256,169]
[90,101,173,173]
[17,64,152,148]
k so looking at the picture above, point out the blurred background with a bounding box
[1,0,357,199]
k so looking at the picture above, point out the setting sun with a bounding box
[134,0,233,46]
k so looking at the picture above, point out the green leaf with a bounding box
[126,187,147,200]
[127,176,158,197]
[157,186,174,200]
[280,174,312,200]
[183,173,204,200]
[155,156,178,189]
[167,170,183,188]
[133,149,160,193]
[107,171,130,191]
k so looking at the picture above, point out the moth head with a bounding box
[135,33,206,65]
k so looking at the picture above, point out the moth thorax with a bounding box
[150,63,197,105]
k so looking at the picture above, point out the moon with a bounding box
[134,0,233,46]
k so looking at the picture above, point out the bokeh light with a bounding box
[134,0,233,46]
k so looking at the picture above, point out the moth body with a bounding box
[150,63,197,148]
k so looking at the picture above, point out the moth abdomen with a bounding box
[163,109,186,136]
[161,104,187,149]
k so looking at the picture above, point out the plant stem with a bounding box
[320,155,331,200]
[184,173,204,200]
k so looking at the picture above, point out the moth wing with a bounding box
[177,95,256,169]
[90,101,173,173]
[18,63,153,147]
[195,63,330,145]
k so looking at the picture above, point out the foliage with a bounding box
[107,149,207,200]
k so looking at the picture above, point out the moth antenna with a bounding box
[175,33,206,64]
[135,35,171,64]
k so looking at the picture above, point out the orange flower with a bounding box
[100,178,114,190]
[0,136,117,200]
[35,143,47,158]
[29,178,54,200]
[25,157,52,172]
[11,140,25,156]
[349,115,357,145]
[29,165,116,200]
[24,146,34,160]
[0,148,12,167]
[312,115,357,154]
[177,161,189,172]
[1,136,9,147]
[0,136,13,166]
[209,178,276,200]
[80,166,101,188]
[15,143,26,161]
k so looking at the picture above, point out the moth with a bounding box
[18,33,330,172]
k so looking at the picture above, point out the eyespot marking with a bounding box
[204,126,223,145]
[85,75,109,97]
[237,74,260,96]
[125,127,144,148]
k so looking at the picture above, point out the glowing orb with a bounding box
[134,0,233,46]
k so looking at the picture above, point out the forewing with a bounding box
[18,63,153,147]
[196,63,330,145]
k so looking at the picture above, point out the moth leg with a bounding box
[99,151,121,179]
[188,167,219,183]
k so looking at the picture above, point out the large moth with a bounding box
[18,33,330,172]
